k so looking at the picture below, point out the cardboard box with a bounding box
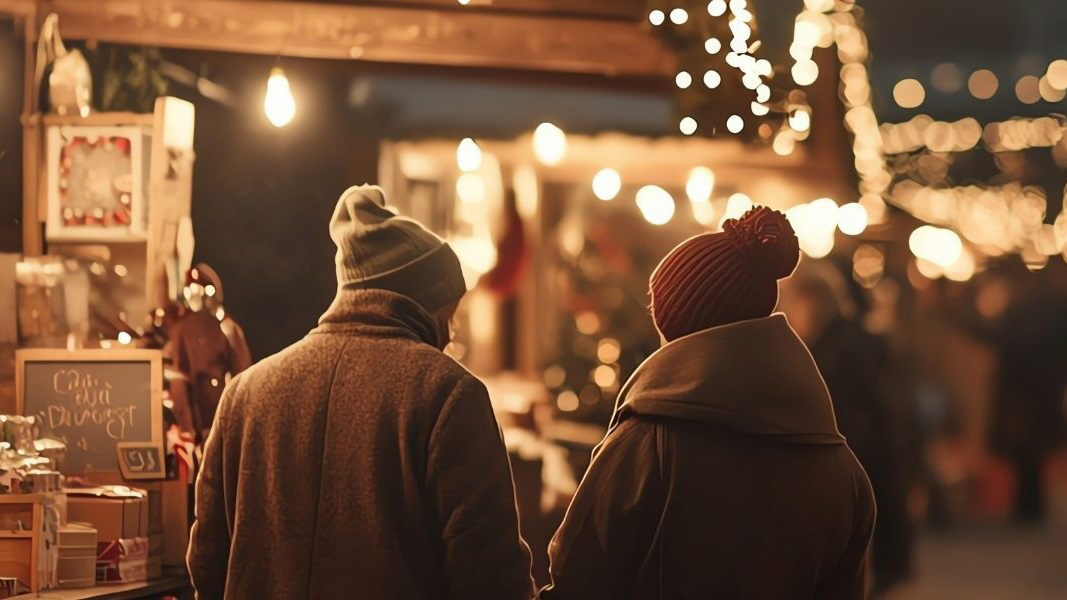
[68,496,148,541]
[160,474,190,567]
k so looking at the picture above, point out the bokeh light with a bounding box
[893,78,926,109]
[533,122,567,166]
[968,69,998,99]
[636,185,676,225]
[591,168,621,201]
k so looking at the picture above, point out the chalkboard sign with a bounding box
[14,349,163,475]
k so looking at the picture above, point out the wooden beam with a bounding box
[0,0,35,18]
[45,0,675,77]
[330,0,645,20]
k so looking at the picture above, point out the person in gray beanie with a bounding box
[188,185,535,599]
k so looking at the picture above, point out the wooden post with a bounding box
[20,1,41,256]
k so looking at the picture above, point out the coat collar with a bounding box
[608,314,844,445]
[312,288,445,349]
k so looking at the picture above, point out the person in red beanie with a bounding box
[542,206,876,600]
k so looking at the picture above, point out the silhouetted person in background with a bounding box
[780,260,913,594]
[188,186,534,599]
[991,289,1067,523]
[543,208,875,600]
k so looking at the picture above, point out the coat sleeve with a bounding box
[541,419,665,600]
[425,376,535,600]
[817,463,877,600]
[187,379,240,600]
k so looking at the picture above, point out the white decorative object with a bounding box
[46,125,150,242]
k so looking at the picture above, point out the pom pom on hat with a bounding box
[650,204,799,342]
[722,206,800,280]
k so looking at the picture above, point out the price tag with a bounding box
[116,442,166,480]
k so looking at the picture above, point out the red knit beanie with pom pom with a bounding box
[650,206,800,342]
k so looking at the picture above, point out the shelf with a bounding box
[0,531,33,538]
[21,112,155,128]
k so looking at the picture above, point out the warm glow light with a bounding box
[751,102,769,116]
[1016,75,1041,104]
[117,332,132,345]
[1039,76,1067,102]
[1048,59,1067,90]
[455,173,486,204]
[264,67,295,127]
[670,8,689,24]
[773,131,796,156]
[679,117,698,136]
[837,202,868,235]
[809,197,840,230]
[649,9,665,25]
[893,79,926,109]
[686,167,716,204]
[789,110,811,132]
[456,138,482,172]
[692,200,716,226]
[597,338,621,364]
[676,71,693,89]
[533,122,567,166]
[705,38,722,54]
[636,185,676,225]
[756,84,770,103]
[724,193,753,221]
[708,0,727,17]
[458,0,470,4]
[703,70,722,89]
[727,115,744,133]
[909,225,963,268]
[557,391,580,412]
[968,69,999,100]
[804,0,834,11]
[594,365,617,388]
[792,60,819,86]
[592,168,622,201]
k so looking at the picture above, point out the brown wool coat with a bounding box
[542,314,876,600]
[187,290,535,600]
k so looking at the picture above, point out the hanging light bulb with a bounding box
[533,122,567,166]
[456,138,482,172]
[264,66,296,128]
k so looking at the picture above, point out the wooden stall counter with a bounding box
[31,570,189,599]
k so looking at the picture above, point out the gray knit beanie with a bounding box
[329,185,466,313]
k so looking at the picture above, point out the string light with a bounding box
[670,8,689,25]
[703,70,722,89]
[456,138,482,172]
[1047,59,1067,90]
[893,79,926,108]
[686,167,716,204]
[264,67,295,127]
[726,115,744,133]
[792,60,819,86]
[533,122,567,166]
[837,202,868,235]
[968,69,999,99]
[705,38,722,54]
[1015,75,1041,104]
[649,9,666,26]
[751,102,769,116]
[679,117,698,136]
[636,186,676,225]
[707,0,727,17]
[789,110,812,132]
[676,71,693,89]
[592,168,622,201]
